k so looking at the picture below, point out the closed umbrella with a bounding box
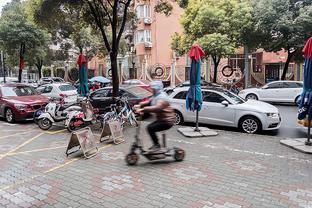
[77,53,89,97]
[186,44,205,131]
[298,37,312,145]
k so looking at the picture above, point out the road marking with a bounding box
[7,146,67,156]
[0,133,44,160]
[0,130,37,140]
[45,129,67,135]
[0,143,112,191]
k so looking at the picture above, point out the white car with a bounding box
[239,81,303,104]
[169,87,281,134]
[36,83,78,104]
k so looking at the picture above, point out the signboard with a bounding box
[100,120,125,145]
[66,127,98,159]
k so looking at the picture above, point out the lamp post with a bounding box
[1,51,6,83]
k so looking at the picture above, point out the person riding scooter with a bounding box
[134,81,175,150]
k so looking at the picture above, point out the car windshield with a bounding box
[2,86,37,96]
[127,86,152,98]
[53,78,63,82]
[222,90,245,104]
[59,84,76,91]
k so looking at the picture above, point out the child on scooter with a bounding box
[134,81,175,150]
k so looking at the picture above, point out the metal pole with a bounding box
[306,120,312,146]
[244,45,249,89]
[195,110,200,132]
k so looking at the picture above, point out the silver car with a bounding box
[168,87,281,134]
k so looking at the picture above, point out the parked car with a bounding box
[90,86,152,113]
[0,77,18,84]
[22,79,38,88]
[169,87,281,134]
[38,77,65,86]
[164,80,222,94]
[36,83,78,104]
[0,83,48,123]
[238,81,303,104]
[122,79,151,91]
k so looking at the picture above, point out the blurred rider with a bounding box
[134,81,175,150]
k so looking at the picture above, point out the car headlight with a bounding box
[14,104,28,110]
[266,113,279,118]
[239,90,245,94]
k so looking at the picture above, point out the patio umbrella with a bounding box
[77,53,89,97]
[90,76,111,84]
[186,44,205,131]
[298,37,312,145]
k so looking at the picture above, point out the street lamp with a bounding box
[1,52,6,83]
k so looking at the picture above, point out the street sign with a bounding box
[66,127,98,159]
[100,121,124,145]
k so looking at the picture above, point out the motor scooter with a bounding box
[37,97,81,130]
[65,97,100,132]
[125,115,185,165]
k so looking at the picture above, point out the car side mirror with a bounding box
[221,100,229,107]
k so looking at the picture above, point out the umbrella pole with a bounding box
[306,120,312,146]
[195,110,200,132]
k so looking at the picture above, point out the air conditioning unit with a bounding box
[144,18,152,24]
[144,42,152,48]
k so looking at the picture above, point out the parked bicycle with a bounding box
[101,98,138,128]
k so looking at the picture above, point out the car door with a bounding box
[259,82,283,102]
[282,82,303,102]
[90,88,113,112]
[201,91,236,126]
[170,91,195,122]
[0,87,4,116]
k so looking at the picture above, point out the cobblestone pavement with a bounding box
[0,120,312,208]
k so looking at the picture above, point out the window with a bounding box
[266,82,282,89]
[135,30,151,43]
[2,86,37,96]
[59,85,76,91]
[203,91,226,103]
[174,91,187,100]
[135,5,151,18]
[43,86,53,93]
[283,82,303,88]
[92,89,111,98]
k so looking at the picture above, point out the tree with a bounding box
[0,0,50,81]
[253,0,312,80]
[171,0,254,83]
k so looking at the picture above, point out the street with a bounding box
[0,112,312,207]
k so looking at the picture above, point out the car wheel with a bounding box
[5,108,15,123]
[239,116,261,134]
[246,93,258,100]
[174,111,184,125]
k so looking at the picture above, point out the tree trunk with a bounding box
[212,56,220,83]
[244,45,249,88]
[110,52,119,97]
[35,59,43,79]
[18,43,26,83]
[281,49,296,80]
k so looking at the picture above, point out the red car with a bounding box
[0,84,49,123]
[122,79,152,92]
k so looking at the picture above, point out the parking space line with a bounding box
[45,129,67,135]
[0,130,38,140]
[0,133,44,160]
[0,143,112,191]
[7,146,67,156]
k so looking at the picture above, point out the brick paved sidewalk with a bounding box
[0,121,312,208]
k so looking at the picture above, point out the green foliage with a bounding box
[252,0,312,79]
[0,0,50,77]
